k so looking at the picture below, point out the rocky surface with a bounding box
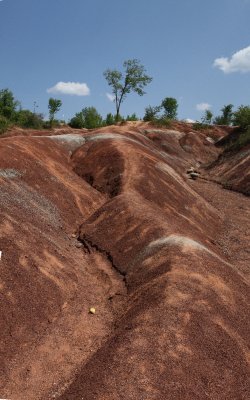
[0,122,249,399]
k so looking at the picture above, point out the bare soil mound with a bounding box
[0,122,249,400]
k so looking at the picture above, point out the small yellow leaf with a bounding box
[89,307,96,314]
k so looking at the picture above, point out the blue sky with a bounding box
[0,0,250,121]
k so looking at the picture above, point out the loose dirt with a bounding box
[0,122,249,400]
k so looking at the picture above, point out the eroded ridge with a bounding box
[0,122,249,400]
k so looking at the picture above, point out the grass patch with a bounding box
[192,122,210,131]
[150,117,172,128]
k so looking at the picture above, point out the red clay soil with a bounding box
[206,144,250,195]
[1,126,86,138]
[0,122,249,400]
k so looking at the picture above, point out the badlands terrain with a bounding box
[0,121,249,399]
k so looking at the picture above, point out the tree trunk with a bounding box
[115,84,127,123]
[115,107,120,122]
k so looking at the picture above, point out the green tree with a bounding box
[69,112,85,129]
[232,105,250,130]
[202,109,213,125]
[161,97,178,120]
[0,89,19,120]
[82,107,103,128]
[48,98,62,126]
[105,113,115,126]
[15,109,43,129]
[0,115,10,134]
[143,105,161,121]
[126,113,138,121]
[104,59,152,121]
[69,107,103,129]
[214,104,234,125]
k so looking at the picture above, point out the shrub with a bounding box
[213,116,225,125]
[232,105,250,130]
[82,107,103,129]
[69,107,103,129]
[126,113,138,121]
[15,110,43,129]
[225,127,250,152]
[161,97,178,120]
[115,114,125,123]
[42,119,61,129]
[144,98,178,122]
[152,116,172,128]
[143,105,161,121]
[69,112,85,129]
[0,115,10,134]
[192,121,209,131]
[202,110,213,125]
[0,89,19,120]
[105,113,115,126]
[213,104,234,126]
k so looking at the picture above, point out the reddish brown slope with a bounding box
[201,128,250,195]
[59,128,249,400]
[0,136,111,399]
[207,144,250,195]
[0,123,249,400]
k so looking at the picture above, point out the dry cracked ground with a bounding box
[0,121,249,400]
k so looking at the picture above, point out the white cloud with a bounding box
[47,81,90,96]
[106,92,115,102]
[184,118,195,123]
[196,103,211,112]
[213,45,250,73]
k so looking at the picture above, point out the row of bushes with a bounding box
[0,111,66,134]
[0,89,68,134]
[69,108,138,129]
[200,104,250,129]
[143,97,178,124]
[1,87,250,134]
[0,89,46,133]
[143,99,250,132]
[0,88,140,133]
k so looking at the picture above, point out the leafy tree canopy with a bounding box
[15,109,43,129]
[104,59,152,120]
[214,104,234,125]
[48,98,62,125]
[69,107,103,129]
[0,89,19,120]
[202,110,213,125]
[69,112,85,129]
[232,105,250,130]
[81,107,103,129]
[143,105,161,121]
[126,113,138,121]
[161,97,178,120]
[105,113,115,126]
